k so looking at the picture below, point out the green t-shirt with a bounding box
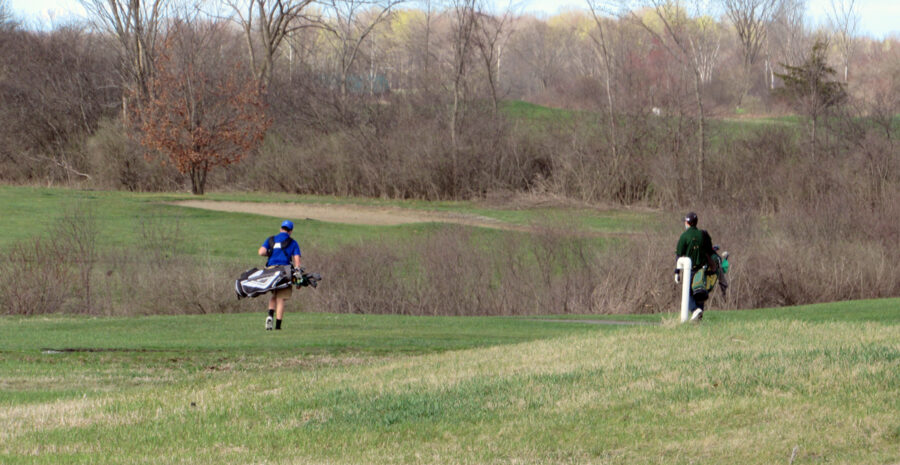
[676,226,713,270]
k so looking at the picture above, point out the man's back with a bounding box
[677,226,712,270]
[264,232,301,267]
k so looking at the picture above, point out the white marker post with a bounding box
[676,257,692,323]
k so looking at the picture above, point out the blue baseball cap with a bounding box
[281,220,294,230]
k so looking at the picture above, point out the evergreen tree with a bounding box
[775,39,847,157]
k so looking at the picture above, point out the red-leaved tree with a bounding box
[137,22,270,195]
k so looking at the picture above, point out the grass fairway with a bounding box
[2,300,898,464]
[0,186,656,258]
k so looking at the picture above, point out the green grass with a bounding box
[0,313,611,406]
[0,313,609,356]
[1,300,898,464]
[0,186,656,259]
[0,186,448,259]
[0,186,412,259]
[501,100,577,122]
[539,297,900,324]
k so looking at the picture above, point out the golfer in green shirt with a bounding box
[675,212,715,321]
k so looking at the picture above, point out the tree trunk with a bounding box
[450,80,460,194]
[190,164,208,195]
[811,116,817,160]
[694,71,705,197]
[601,49,618,163]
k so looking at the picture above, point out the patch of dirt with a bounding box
[172,200,532,232]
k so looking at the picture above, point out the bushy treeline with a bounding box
[1,1,897,202]
[2,1,900,315]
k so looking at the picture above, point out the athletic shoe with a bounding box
[265,316,274,331]
[690,309,704,322]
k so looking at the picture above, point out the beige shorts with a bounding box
[273,286,292,300]
[265,266,293,300]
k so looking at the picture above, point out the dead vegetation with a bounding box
[3,168,900,316]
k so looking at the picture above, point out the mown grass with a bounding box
[539,297,900,325]
[0,186,404,259]
[1,299,898,464]
[0,186,653,259]
[0,313,610,406]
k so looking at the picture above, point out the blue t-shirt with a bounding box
[262,232,301,266]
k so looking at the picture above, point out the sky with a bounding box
[7,0,900,39]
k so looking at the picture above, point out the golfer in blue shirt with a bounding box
[258,220,302,330]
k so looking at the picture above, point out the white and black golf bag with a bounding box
[234,266,323,299]
[234,266,293,299]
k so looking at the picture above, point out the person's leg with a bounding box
[274,287,292,330]
[265,295,276,330]
[687,271,698,311]
[275,297,285,320]
[688,270,703,320]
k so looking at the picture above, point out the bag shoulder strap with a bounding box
[264,236,276,266]
[265,235,296,265]
[266,236,276,257]
[280,237,295,264]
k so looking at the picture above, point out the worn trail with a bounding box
[171,200,635,238]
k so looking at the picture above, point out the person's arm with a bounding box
[258,246,268,257]
[290,241,302,268]
[674,234,685,283]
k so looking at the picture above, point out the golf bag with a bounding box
[690,251,730,303]
[690,267,710,303]
[235,266,293,299]
[234,266,323,299]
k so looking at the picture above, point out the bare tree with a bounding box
[630,0,719,196]
[828,0,858,83]
[473,1,515,115]
[0,25,118,183]
[767,0,808,89]
[446,0,478,194]
[79,0,168,117]
[586,0,620,160]
[509,16,565,94]
[384,1,441,93]
[318,0,406,99]
[448,0,476,136]
[225,0,316,88]
[421,0,436,80]
[720,0,781,103]
[0,0,13,27]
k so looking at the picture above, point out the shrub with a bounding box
[0,238,74,315]
[86,120,182,192]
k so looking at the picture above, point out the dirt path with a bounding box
[172,200,532,231]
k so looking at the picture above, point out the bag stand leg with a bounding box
[677,257,692,323]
